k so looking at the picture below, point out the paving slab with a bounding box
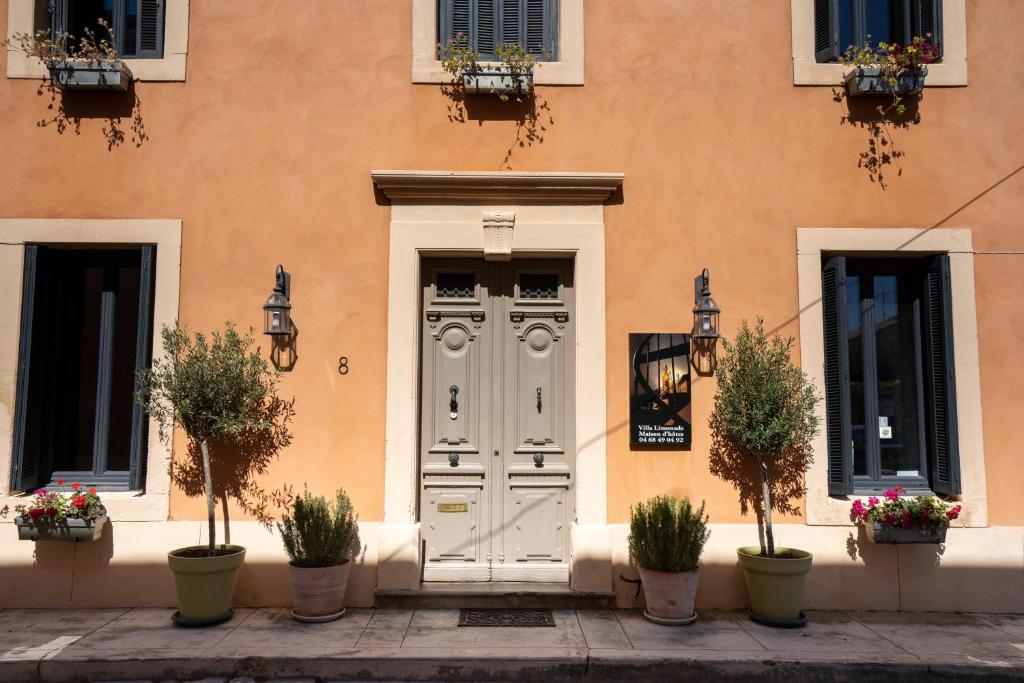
[354,609,413,648]
[850,610,1024,659]
[615,609,764,651]
[0,607,126,660]
[575,610,631,649]
[217,608,373,652]
[739,609,907,655]
[66,608,254,651]
[977,614,1024,640]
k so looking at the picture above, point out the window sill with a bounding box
[2,490,169,522]
[413,58,582,86]
[793,58,968,87]
[6,53,187,82]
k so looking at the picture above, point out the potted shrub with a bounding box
[440,35,535,101]
[138,323,291,626]
[6,20,132,91]
[278,488,359,622]
[709,319,820,627]
[851,486,961,544]
[12,481,107,542]
[840,35,940,114]
[629,496,710,625]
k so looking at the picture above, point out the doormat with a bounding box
[458,608,555,627]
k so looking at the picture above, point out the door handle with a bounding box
[449,385,459,420]
[536,387,542,413]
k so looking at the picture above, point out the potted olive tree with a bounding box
[138,323,291,626]
[629,496,710,625]
[278,487,359,622]
[709,319,819,627]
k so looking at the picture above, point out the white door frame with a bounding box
[372,171,622,590]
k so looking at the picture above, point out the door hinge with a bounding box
[486,553,492,562]
[498,553,505,563]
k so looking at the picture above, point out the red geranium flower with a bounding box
[947,505,961,520]
[56,479,65,485]
[28,508,44,520]
[72,495,87,509]
[45,507,58,518]
[89,487,97,495]
[71,482,81,491]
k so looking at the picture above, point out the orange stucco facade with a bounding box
[2,0,1023,611]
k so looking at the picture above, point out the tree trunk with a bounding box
[200,438,215,557]
[759,455,775,558]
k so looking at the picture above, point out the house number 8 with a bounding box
[338,357,349,375]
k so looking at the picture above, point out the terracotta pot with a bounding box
[167,545,246,626]
[737,546,812,626]
[636,566,700,625]
[288,561,352,622]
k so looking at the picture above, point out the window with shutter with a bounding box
[439,0,558,61]
[52,0,165,60]
[820,255,961,496]
[814,0,943,63]
[9,246,157,493]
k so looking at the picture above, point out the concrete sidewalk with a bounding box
[2,607,1023,682]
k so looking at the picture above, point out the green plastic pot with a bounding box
[167,545,246,625]
[736,546,812,625]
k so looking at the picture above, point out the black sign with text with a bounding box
[629,333,692,447]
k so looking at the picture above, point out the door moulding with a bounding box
[372,170,622,591]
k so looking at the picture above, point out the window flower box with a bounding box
[15,514,108,542]
[865,522,946,545]
[851,486,959,545]
[48,60,132,92]
[462,66,534,97]
[844,66,927,97]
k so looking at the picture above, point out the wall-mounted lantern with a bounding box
[263,265,292,337]
[692,268,720,341]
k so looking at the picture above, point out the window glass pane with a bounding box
[838,0,855,51]
[873,274,923,477]
[864,0,904,45]
[519,273,558,299]
[106,257,142,471]
[846,275,868,476]
[65,0,115,47]
[436,272,476,298]
[123,0,139,56]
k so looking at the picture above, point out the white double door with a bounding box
[419,258,575,582]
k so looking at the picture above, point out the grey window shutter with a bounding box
[814,0,839,63]
[49,0,68,39]
[924,254,961,495]
[136,0,165,59]
[478,0,497,58]
[10,246,42,492]
[912,0,943,57]
[129,246,156,491]
[823,256,853,495]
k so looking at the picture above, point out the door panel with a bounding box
[420,258,574,582]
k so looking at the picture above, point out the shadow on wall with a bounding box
[35,80,149,150]
[3,521,377,609]
[175,396,297,531]
[440,86,554,171]
[833,87,922,190]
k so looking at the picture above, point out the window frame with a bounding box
[5,0,190,81]
[50,0,166,61]
[0,219,181,523]
[413,0,583,85]
[797,228,987,528]
[437,0,559,63]
[790,0,967,86]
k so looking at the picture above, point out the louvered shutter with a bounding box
[10,247,43,492]
[440,0,555,60]
[912,0,943,57]
[823,256,853,495]
[136,0,165,59]
[128,246,156,491]
[924,255,960,495]
[814,0,839,63]
[49,0,68,45]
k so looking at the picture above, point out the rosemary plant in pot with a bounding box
[709,319,820,627]
[278,488,359,623]
[138,323,290,626]
[629,496,710,625]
